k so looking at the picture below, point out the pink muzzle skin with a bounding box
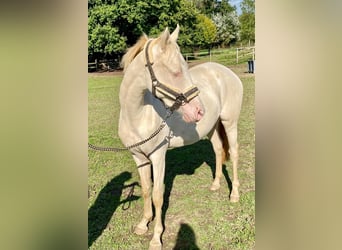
[180,102,205,123]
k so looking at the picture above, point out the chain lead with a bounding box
[88,110,173,152]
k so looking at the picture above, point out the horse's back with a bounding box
[190,62,243,122]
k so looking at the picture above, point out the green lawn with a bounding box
[88,63,255,249]
[184,47,254,66]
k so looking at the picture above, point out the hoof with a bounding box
[149,241,162,250]
[134,225,148,235]
[210,182,220,191]
[230,195,240,203]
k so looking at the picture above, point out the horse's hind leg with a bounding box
[222,121,240,202]
[208,123,226,191]
[132,154,153,235]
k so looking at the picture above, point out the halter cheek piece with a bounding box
[145,40,200,111]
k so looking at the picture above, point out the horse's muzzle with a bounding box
[181,98,205,123]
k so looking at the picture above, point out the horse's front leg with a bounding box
[148,151,166,250]
[132,154,153,235]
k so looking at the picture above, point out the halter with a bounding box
[145,40,200,111]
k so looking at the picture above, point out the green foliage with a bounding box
[88,24,126,54]
[241,0,255,14]
[88,0,201,56]
[190,0,234,15]
[212,11,240,46]
[171,0,199,49]
[190,0,238,47]
[88,0,245,57]
[88,1,150,55]
[239,0,255,43]
[215,0,235,14]
[200,0,216,15]
[193,14,217,49]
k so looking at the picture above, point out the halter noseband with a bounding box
[145,40,200,111]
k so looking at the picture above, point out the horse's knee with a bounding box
[229,146,239,160]
[152,194,164,208]
[152,185,164,199]
[142,186,151,199]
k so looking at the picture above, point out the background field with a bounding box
[88,62,255,249]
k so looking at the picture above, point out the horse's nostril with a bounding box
[196,108,204,121]
[197,107,204,115]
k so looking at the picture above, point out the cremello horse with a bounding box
[118,25,243,250]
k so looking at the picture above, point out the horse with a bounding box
[118,25,243,250]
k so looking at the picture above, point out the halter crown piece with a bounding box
[145,40,200,111]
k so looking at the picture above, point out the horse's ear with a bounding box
[159,27,170,51]
[170,24,180,42]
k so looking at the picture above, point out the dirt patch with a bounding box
[88,70,124,77]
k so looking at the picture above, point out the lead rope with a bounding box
[88,110,173,152]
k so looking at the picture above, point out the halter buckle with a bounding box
[176,94,187,105]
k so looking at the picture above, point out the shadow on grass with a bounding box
[88,139,232,248]
[163,139,232,227]
[88,171,140,248]
[173,223,200,250]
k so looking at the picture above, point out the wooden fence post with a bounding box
[236,48,239,64]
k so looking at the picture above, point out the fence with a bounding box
[88,57,121,72]
[88,47,255,72]
[236,46,255,63]
[88,59,97,72]
[183,46,255,65]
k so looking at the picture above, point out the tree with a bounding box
[214,0,235,14]
[88,4,126,56]
[192,14,217,49]
[241,0,254,13]
[190,0,215,15]
[239,0,255,44]
[88,0,153,57]
[190,0,234,15]
[212,11,240,47]
[171,0,199,50]
[88,0,200,57]
[189,0,238,47]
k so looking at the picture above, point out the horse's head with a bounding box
[145,25,205,123]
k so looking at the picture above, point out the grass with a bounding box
[88,62,255,249]
[183,47,254,66]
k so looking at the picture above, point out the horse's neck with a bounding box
[119,54,158,127]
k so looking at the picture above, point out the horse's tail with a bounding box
[218,120,229,162]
